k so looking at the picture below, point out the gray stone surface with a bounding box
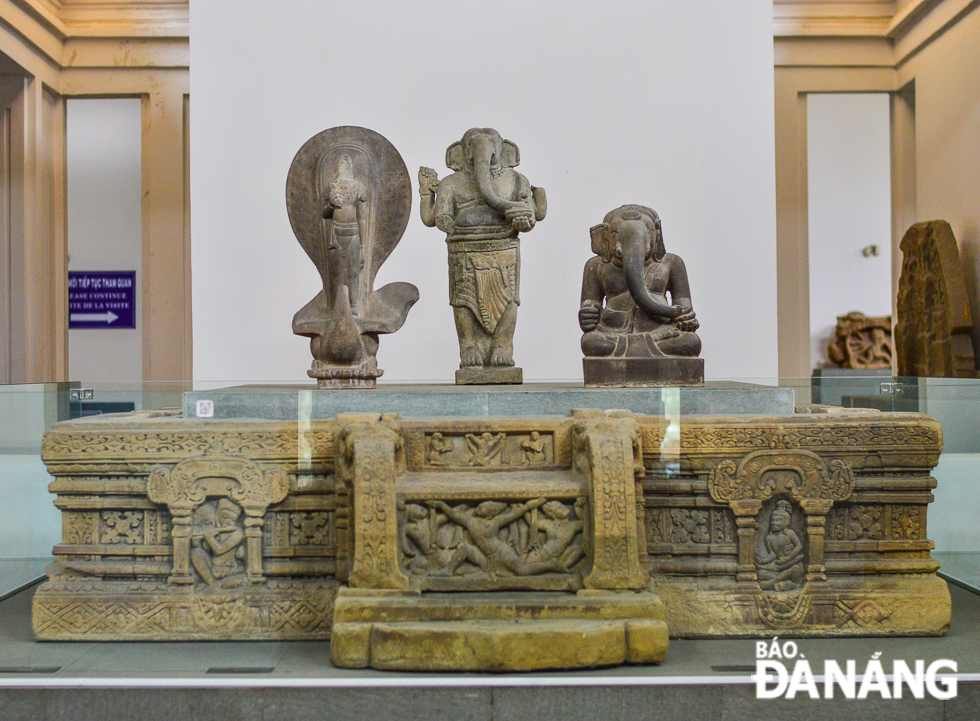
[584,357,704,387]
[182,382,795,421]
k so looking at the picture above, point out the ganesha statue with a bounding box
[420,128,547,384]
[579,205,704,386]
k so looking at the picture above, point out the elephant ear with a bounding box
[446,142,466,171]
[636,206,665,261]
[501,140,520,168]
[590,223,613,262]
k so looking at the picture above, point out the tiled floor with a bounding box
[0,579,977,681]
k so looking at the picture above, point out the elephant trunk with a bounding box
[471,134,524,215]
[621,222,680,320]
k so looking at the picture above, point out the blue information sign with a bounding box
[68,271,137,329]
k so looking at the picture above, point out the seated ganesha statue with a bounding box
[580,205,701,359]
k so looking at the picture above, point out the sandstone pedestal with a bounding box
[332,589,668,671]
[583,357,704,388]
[32,391,951,667]
[455,367,523,385]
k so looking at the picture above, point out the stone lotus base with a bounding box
[32,400,950,669]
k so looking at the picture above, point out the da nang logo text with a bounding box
[754,638,957,700]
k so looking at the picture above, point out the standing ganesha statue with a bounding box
[420,128,547,384]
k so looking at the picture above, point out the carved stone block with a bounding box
[827,311,892,369]
[33,402,950,665]
[645,411,950,636]
[895,220,976,378]
[583,357,704,387]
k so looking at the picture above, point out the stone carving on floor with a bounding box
[420,128,547,385]
[288,126,420,388]
[580,205,703,387]
[827,311,893,369]
[895,220,977,378]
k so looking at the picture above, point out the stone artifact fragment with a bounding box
[895,220,976,377]
[646,410,949,637]
[289,127,419,388]
[827,311,892,369]
[580,205,703,386]
[34,405,949,655]
[419,128,547,385]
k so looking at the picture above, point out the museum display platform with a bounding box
[181,381,795,419]
[1,578,980,719]
[3,377,979,717]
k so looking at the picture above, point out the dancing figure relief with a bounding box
[190,499,247,589]
[399,498,586,580]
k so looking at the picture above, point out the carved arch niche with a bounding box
[147,443,289,586]
[708,449,855,586]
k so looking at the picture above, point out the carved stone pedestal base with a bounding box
[650,575,950,638]
[455,366,523,385]
[331,588,668,671]
[309,364,381,389]
[583,357,704,387]
[33,581,337,641]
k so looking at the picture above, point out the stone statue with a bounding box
[895,220,976,378]
[755,500,806,592]
[288,127,419,388]
[420,128,547,384]
[579,205,703,386]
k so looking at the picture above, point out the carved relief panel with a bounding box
[146,442,289,588]
[396,496,588,591]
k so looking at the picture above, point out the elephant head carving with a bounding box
[590,205,675,319]
[419,128,546,380]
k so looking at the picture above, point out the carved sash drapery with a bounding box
[147,444,288,586]
[708,449,855,584]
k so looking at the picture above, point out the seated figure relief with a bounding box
[190,499,247,589]
[755,499,806,592]
[580,205,701,359]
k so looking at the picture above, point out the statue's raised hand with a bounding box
[418,167,439,197]
[507,208,534,232]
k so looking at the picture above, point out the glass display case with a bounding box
[0,377,976,718]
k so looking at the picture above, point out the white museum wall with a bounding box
[190,0,778,383]
[67,98,143,383]
[807,93,892,370]
[912,13,980,361]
